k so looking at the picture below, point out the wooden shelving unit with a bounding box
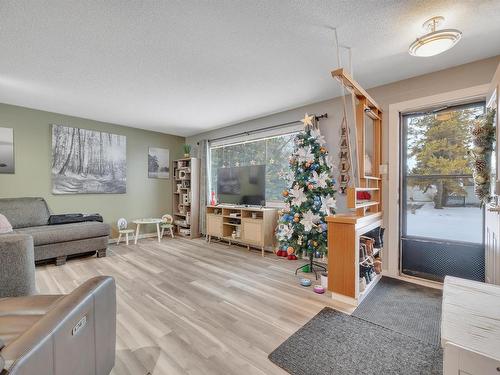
[172,157,200,238]
[332,68,383,217]
[326,68,384,306]
[206,205,277,256]
[326,213,383,306]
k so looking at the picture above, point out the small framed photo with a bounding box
[148,147,170,179]
[0,127,14,174]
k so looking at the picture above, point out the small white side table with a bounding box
[133,218,163,244]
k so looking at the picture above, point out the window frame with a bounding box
[208,128,301,207]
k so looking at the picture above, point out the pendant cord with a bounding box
[333,28,357,189]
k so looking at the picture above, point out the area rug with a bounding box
[268,308,442,375]
[352,277,442,346]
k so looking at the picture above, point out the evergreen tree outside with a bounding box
[407,106,483,209]
[276,121,336,260]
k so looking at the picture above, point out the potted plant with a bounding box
[183,144,191,158]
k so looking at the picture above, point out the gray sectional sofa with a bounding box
[0,197,110,265]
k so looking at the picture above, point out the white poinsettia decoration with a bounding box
[289,185,307,206]
[300,210,320,232]
[320,195,336,214]
[282,170,294,183]
[279,224,293,240]
[312,171,329,188]
[296,146,314,163]
[310,128,326,146]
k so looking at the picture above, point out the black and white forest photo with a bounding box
[52,125,126,194]
[148,147,170,179]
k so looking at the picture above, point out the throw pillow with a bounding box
[0,213,13,234]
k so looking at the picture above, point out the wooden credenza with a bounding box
[206,206,278,256]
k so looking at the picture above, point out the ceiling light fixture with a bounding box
[409,16,462,57]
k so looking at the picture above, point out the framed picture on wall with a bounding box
[51,125,127,194]
[0,127,14,174]
[148,147,170,179]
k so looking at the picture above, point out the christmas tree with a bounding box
[276,113,336,274]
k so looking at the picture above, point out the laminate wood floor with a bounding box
[36,238,352,375]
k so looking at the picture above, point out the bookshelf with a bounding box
[172,157,200,238]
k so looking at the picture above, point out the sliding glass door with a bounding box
[401,102,486,282]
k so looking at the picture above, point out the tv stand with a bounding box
[206,205,278,256]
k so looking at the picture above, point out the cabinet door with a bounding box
[241,219,263,245]
[207,215,222,237]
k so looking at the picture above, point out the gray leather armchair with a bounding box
[0,235,116,375]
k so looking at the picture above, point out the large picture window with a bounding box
[209,132,297,204]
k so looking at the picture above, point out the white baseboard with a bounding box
[108,232,158,244]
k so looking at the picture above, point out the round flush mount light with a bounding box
[409,16,462,57]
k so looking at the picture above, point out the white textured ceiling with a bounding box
[1,1,499,136]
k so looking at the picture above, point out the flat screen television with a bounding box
[217,165,266,206]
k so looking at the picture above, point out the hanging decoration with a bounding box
[339,117,351,194]
[275,113,336,278]
[470,108,496,206]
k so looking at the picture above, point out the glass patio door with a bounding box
[401,102,486,282]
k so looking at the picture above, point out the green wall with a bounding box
[0,103,185,238]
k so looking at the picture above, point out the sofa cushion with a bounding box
[16,222,110,246]
[0,198,50,229]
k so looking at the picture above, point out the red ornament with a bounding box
[287,254,298,260]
